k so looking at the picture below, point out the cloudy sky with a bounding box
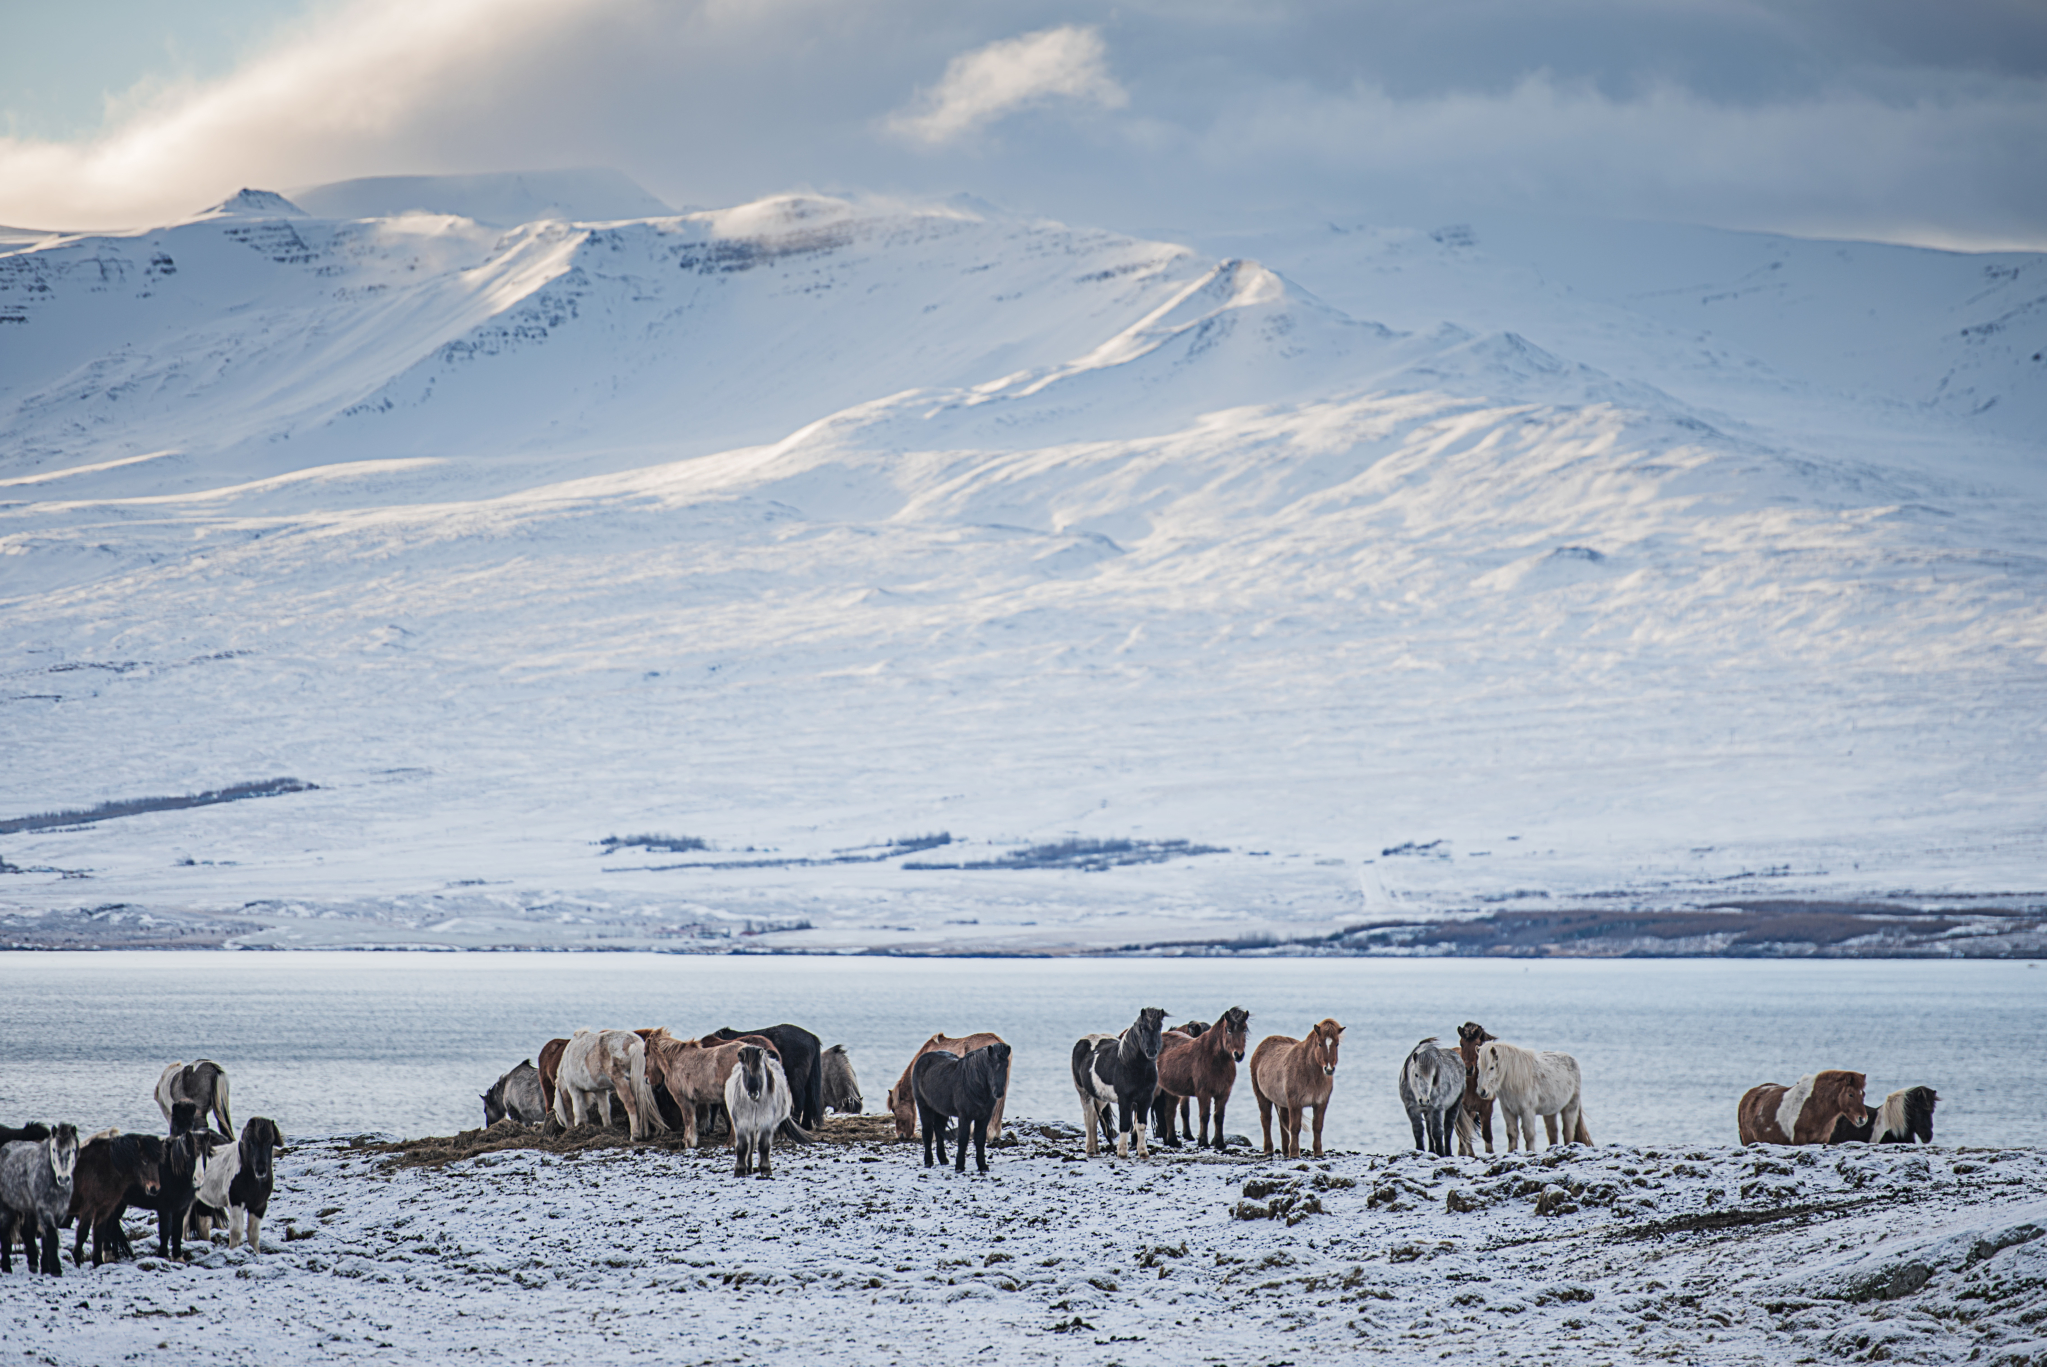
[4,0,2044,248]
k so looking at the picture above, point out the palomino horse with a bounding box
[888,1033,1009,1141]
[1400,1037,1466,1157]
[1153,1007,1250,1150]
[553,1029,665,1140]
[1474,1040,1592,1150]
[1738,1071,1868,1145]
[1072,1008,1169,1159]
[725,1046,792,1179]
[1455,1022,1498,1155]
[1249,1019,1344,1158]
[155,1062,233,1139]
[1831,1086,1938,1144]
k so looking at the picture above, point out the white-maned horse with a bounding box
[552,1029,666,1140]
[724,1045,792,1178]
[1473,1040,1592,1150]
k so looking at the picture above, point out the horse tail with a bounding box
[1454,1103,1476,1156]
[214,1069,234,1138]
[1573,1108,1592,1145]
[630,1042,666,1137]
[776,1117,813,1144]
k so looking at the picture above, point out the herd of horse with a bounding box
[0,1012,1943,1276]
[0,1061,280,1277]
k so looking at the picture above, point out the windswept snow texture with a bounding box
[1,193,2043,950]
[6,1129,2045,1366]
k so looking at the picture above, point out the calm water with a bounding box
[1,952,2040,1150]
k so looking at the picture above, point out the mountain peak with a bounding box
[204,188,306,218]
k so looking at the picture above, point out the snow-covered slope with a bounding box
[1,191,2041,950]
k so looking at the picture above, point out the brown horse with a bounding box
[536,1037,569,1126]
[1154,1007,1250,1149]
[1248,1019,1344,1158]
[1455,1022,1497,1155]
[1738,1070,1869,1145]
[887,1033,1009,1141]
[644,1033,779,1147]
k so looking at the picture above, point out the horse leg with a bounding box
[1081,1098,1099,1157]
[1179,1097,1193,1144]
[972,1116,989,1174]
[757,1133,773,1180]
[1132,1097,1149,1160]
[1151,1092,1178,1149]
[1408,1103,1426,1151]
[1198,1096,1215,1149]
[1311,1103,1327,1158]
[733,1127,749,1177]
[1543,1111,1559,1147]
[1257,1097,1275,1155]
[40,1218,60,1276]
[1480,1099,1495,1154]
[1114,1099,1130,1160]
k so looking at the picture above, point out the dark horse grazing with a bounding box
[1072,1007,1168,1159]
[708,1025,824,1135]
[483,1060,548,1128]
[914,1042,1012,1174]
[1456,1022,1498,1155]
[1152,1007,1250,1149]
[1830,1086,1939,1144]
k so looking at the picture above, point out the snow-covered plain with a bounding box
[5,1122,2045,1366]
[2,181,2043,951]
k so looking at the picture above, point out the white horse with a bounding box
[724,1045,792,1178]
[552,1029,665,1140]
[1473,1040,1592,1150]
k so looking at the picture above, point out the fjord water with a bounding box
[1,952,2040,1151]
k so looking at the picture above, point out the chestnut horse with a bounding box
[887,1033,1009,1141]
[1455,1022,1497,1155]
[1248,1019,1344,1158]
[536,1038,570,1126]
[644,1031,780,1147]
[1738,1070,1868,1145]
[1153,1007,1250,1150]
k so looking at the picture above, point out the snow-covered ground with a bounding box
[6,1121,2044,1365]
[2,181,2043,950]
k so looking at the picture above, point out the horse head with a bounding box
[1314,1019,1345,1076]
[982,1042,1013,1096]
[735,1046,768,1101]
[169,1100,200,1136]
[243,1119,279,1186]
[48,1124,79,1183]
[1132,1008,1168,1058]
[1473,1041,1504,1099]
[1221,1006,1251,1062]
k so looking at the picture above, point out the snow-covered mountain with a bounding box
[2,185,2042,952]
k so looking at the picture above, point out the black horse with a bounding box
[1072,1007,1168,1159]
[913,1042,1012,1174]
[708,1025,824,1134]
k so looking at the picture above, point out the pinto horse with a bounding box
[1455,1022,1498,1155]
[1249,1019,1344,1158]
[553,1029,666,1140]
[155,1062,233,1139]
[1738,1071,1869,1145]
[1152,1007,1250,1150]
[888,1033,1009,1142]
[1831,1086,1939,1144]
[1072,1008,1168,1159]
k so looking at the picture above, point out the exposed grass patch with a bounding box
[906,837,1225,873]
[598,833,708,855]
[0,778,318,835]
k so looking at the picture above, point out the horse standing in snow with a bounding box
[820,1045,863,1115]
[914,1041,1012,1174]
[1401,1037,1467,1157]
[1152,1007,1250,1150]
[1072,1007,1168,1159]
[0,1123,78,1276]
[1738,1070,1868,1145]
[888,1033,1009,1141]
[1831,1085,1939,1144]
[553,1029,666,1140]
[1474,1040,1592,1151]
[724,1046,793,1178]
[155,1061,233,1138]
[1249,1019,1345,1158]
[1455,1021,1498,1155]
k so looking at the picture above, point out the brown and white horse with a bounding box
[1454,1022,1498,1155]
[1738,1070,1868,1145]
[1248,1019,1344,1158]
[553,1029,666,1140]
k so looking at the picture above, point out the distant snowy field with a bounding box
[2,179,2043,951]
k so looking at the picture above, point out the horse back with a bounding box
[1738,1083,1791,1144]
